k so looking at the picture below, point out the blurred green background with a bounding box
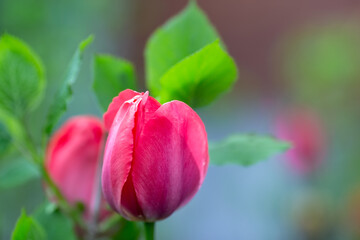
[1,0,360,239]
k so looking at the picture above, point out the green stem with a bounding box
[40,164,85,227]
[20,120,86,229]
[144,222,155,240]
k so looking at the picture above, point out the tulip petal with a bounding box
[120,92,161,220]
[102,99,139,215]
[103,89,140,130]
[102,91,162,220]
[132,100,208,220]
[134,91,161,139]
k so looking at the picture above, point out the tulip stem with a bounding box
[144,222,155,240]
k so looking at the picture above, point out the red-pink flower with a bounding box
[102,89,209,221]
[46,116,105,218]
[275,109,326,174]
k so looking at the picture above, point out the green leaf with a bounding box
[0,158,40,189]
[33,202,76,240]
[209,134,290,166]
[93,55,137,111]
[44,35,93,136]
[0,121,11,156]
[145,1,220,95]
[12,209,46,240]
[0,34,45,118]
[158,40,237,107]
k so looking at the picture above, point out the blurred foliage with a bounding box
[282,23,360,112]
[0,0,131,143]
[93,55,137,112]
[0,158,39,189]
[279,20,360,239]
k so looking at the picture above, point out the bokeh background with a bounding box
[1,0,360,239]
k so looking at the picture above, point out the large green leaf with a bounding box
[0,34,45,118]
[158,40,237,107]
[12,210,46,240]
[44,35,93,136]
[33,202,76,240]
[0,158,40,189]
[145,1,220,95]
[209,134,290,166]
[93,55,137,112]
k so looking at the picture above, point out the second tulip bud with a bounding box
[46,116,107,219]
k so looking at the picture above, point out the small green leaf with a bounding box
[33,202,76,240]
[0,34,45,118]
[12,209,46,240]
[209,134,290,166]
[0,121,11,156]
[145,1,220,95]
[44,35,93,136]
[158,40,237,107]
[0,158,40,189]
[93,55,137,111]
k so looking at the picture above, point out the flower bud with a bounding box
[102,89,209,221]
[46,116,105,218]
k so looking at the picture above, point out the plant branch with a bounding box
[85,133,106,240]
[20,119,86,229]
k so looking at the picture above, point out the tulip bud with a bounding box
[102,89,209,221]
[275,109,326,174]
[46,116,105,219]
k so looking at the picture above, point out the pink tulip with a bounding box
[102,89,209,221]
[46,116,105,219]
[275,109,326,174]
